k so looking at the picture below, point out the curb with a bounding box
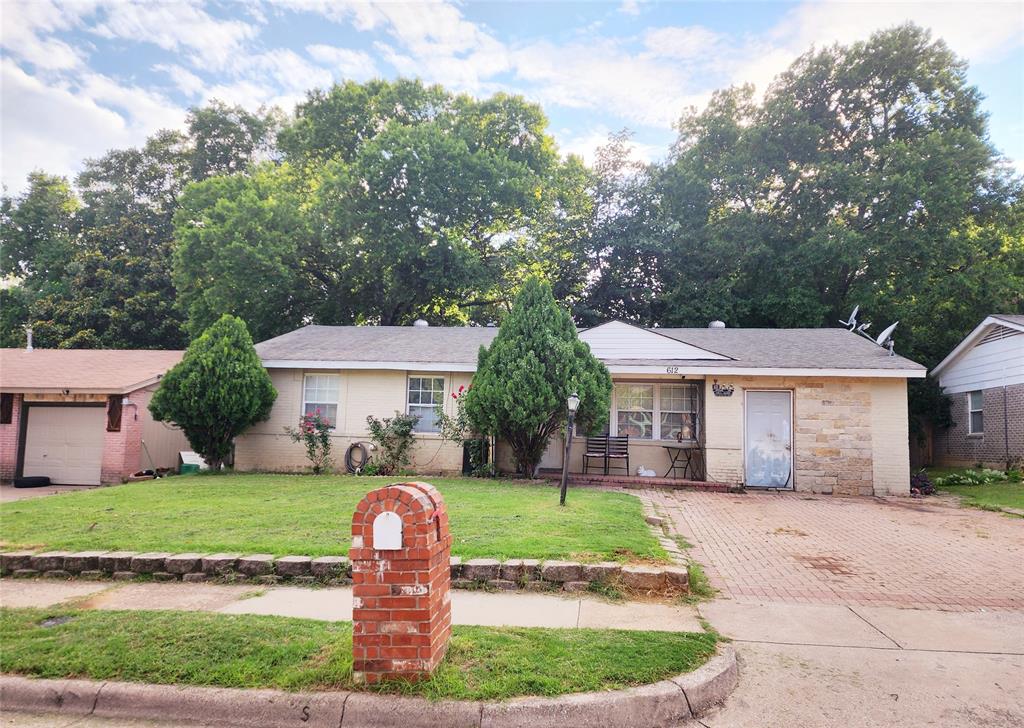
[0,645,736,728]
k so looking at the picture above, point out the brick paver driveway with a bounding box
[646,490,1024,611]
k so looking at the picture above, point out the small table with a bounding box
[663,443,703,480]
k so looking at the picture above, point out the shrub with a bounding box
[149,314,276,469]
[284,411,334,474]
[436,385,494,477]
[463,277,612,477]
[933,469,1009,487]
[365,412,419,475]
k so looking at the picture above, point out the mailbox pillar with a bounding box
[349,481,452,684]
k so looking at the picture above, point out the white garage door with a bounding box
[23,406,105,485]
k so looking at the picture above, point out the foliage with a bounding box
[0,474,668,561]
[0,607,716,699]
[149,315,276,469]
[933,469,1010,487]
[284,412,334,475]
[365,412,420,476]
[435,385,493,476]
[463,277,612,477]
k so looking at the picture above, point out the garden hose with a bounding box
[345,442,370,473]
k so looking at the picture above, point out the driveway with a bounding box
[644,489,1024,727]
[647,490,1024,610]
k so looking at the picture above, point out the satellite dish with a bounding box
[875,321,898,347]
[838,305,859,330]
[856,322,872,334]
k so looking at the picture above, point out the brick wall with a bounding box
[0,394,22,482]
[100,389,144,484]
[934,383,1024,469]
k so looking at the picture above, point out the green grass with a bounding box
[0,607,716,700]
[0,473,666,562]
[924,467,1024,513]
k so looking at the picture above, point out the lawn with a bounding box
[925,467,1024,513]
[0,607,716,700]
[0,473,665,562]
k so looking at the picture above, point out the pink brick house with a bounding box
[0,348,188,485]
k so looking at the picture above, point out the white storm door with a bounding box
[744,391,793,488]
[23,406,105,485]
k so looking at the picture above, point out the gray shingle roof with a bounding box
[256,324,924,372]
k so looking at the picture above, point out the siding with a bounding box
[235,368,470,474]
[134,386,191,471]
[937,333,1024,394]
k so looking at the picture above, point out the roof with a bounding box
[931,314,1024,377]
[0,349,184,394]
[256,323,925,378]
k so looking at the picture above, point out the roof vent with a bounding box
[708,320,726,329]
[412,319,429,327]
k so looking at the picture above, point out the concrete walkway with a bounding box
[0,578,704,632]
[695,600,1024,727]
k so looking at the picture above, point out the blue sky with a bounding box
[2,1,1022,192]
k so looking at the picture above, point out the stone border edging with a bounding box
[0,645,737,727]
[0,550,689,595]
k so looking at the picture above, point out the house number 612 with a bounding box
[666,366,680,374]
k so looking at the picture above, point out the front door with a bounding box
[744,390,793,488]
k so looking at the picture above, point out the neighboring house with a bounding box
[0,349,188,485]
[930,314,1024,469]
[238,320,926,496]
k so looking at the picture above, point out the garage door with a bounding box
[23,406,105,485]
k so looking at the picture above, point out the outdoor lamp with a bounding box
[560,393,580,506]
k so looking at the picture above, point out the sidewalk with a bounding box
[0,578,704,632]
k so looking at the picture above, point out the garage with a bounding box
[22,406,106,485]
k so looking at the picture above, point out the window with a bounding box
[616,384,654,439]
[968,390,983,434]
[613,383,699,441]
[408,376,445,432]
[303,374,339,427]
[660,384,698,441]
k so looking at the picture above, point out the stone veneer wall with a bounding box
[703,376,910,496]
[933,383,1024,469]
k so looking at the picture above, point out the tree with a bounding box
[463,277,611,477]
[149,315,276,469]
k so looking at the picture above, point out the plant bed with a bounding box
[0,607,717,701]
[0,474,666,562]
[926,467,1024,514]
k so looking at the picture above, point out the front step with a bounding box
[538,469,739,492]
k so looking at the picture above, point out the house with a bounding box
[0,348,189,485]
[930,314,1024,469]
[237,320,926,496]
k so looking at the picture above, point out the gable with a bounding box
[579,321,730,361]
[934,321,1024,393]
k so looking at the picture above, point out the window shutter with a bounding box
[0,394,13,424]
[107,395,122,432]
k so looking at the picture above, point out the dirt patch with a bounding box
[791,555,856,576]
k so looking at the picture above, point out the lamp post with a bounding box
[559,392,580,507]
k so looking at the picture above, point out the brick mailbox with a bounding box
[349,481,452,684]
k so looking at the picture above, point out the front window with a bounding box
[968,390,983,434]
[408,376,445,432]
[616,384,654,439]
[303,374,339,427]
[613,382,700,441]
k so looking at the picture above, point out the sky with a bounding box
[1,0,1022,193]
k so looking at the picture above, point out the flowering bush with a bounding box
[365,412,420,475]
[284,411,334,474]
[436,385,493,476]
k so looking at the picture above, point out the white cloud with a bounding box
[90,0,259,69]
[306,44,379,79]
[0,59,184,190]
[154,64,206,98]
[643,26,723,60]
[558,128,664,166]
[619,0,641,17]
[0,0,92,70]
